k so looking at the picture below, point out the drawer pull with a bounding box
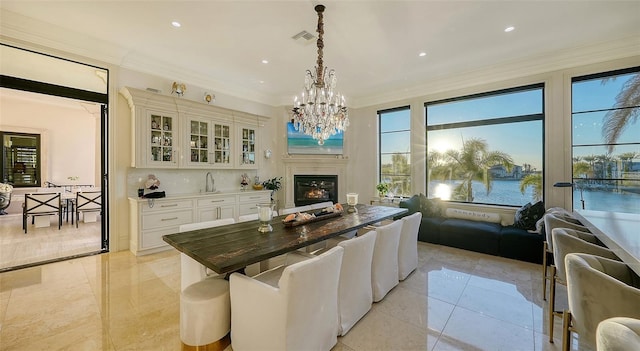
[210,200,225,203]
[248,207,257,210]
[161,204,178,208]
[161,217,178,221]
[248,196,261,199]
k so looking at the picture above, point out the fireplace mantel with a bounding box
[281,156,348,208]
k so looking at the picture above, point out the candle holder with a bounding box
[257,202,276,233]
[346,193,358,213]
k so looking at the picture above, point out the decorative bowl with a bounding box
[252,184,264,190]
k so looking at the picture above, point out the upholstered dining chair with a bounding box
[23,192,62,233]
[562,253,640,351]
[548,227,619,342]
[371,219,404,302]
[279,205,313,215]
[398,212,422,281]
[333,230,377,335]
[229,246,344,351]
[542,211,590,300]
[178,218,235,290]
[75,191,102,227]
[596,317,640,351]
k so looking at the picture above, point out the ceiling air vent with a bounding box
[291,30,315,44]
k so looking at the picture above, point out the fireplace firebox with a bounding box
[293,175,338,206]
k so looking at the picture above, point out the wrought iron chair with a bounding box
[23,193,62,233]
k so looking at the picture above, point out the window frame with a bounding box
[570,66,640,213]
[425,83,545,207]
[378,106,411,197]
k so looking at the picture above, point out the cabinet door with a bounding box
[237,124,258,169]
[147,111,179,167]
[211,122,233,168]
[198,205,235,221]
[184,117,211,168]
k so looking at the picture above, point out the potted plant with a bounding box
[262,177,282,200]
[376,182,390,197]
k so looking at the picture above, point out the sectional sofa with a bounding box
[398,195,543,264]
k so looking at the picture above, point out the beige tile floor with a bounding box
[0,214,102,270]
[0,242,591,351]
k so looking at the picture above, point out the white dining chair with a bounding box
[179,218,235,291]
[335,230,377,335]
[371,219,403,302]
[280,205,313,215]
[398,212,422,280]
[230,246,344,351]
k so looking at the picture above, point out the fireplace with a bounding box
[293,175,338,206]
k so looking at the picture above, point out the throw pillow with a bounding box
[514,201,545,231]
[418,193,442,218]
[445,208,502,223]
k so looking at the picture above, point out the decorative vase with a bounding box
[0,192,11,215]
[256,202,275,233]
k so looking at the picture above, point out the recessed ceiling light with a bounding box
[504,26,515,32]
[259,80,265,84]
[171,21,181,28]
[261,59,269,64]
[419,52,427,57]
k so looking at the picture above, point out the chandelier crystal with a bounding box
[292,4,348,146]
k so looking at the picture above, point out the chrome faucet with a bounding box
[205,172,216,192]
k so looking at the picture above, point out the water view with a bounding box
[428,180,640,214]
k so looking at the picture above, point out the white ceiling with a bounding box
[1,1,639,108]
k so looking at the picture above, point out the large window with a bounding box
[571,67,640,214]
[426,84,544,206]
[379,107,411,197]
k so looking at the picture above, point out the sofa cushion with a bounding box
[439,218,501,255]
[417,217,445,244]
[500,226,544,264]
[399,195,420,216]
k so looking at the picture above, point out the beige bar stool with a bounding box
[180,277,231,351]
[597,317,640,351]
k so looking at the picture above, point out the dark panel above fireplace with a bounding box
[294,175,338,206]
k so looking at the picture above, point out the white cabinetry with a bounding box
[238,192,271,216]
[129,190,271,255]
[129,198,194,254]
[236,123,259,169]
[197,195,236,221]
[120,87,267,169]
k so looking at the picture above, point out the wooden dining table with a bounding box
[163,204,408,274]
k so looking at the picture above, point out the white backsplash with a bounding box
[127,169,269,197]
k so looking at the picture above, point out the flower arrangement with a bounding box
[376,182,390,196]
[262,177,282,191]
[145,174,161,190]
[0,182,13,193]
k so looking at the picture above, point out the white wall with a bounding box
[0,92,98,186]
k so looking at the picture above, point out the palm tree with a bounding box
[601,73,640,153]
[520,173,543,202]
[430,138,513,202]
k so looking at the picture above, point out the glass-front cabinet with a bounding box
[148,112,178,167]
[237,124,258,169]
[183,117,211,168]
[212,122,232,168]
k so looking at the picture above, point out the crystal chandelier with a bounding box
[292,4,348,146]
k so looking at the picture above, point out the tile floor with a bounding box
[0,214,102,270]
[0,242,591,351]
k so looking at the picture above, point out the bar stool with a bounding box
[597,317,640,351]
[180,277,231,351]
